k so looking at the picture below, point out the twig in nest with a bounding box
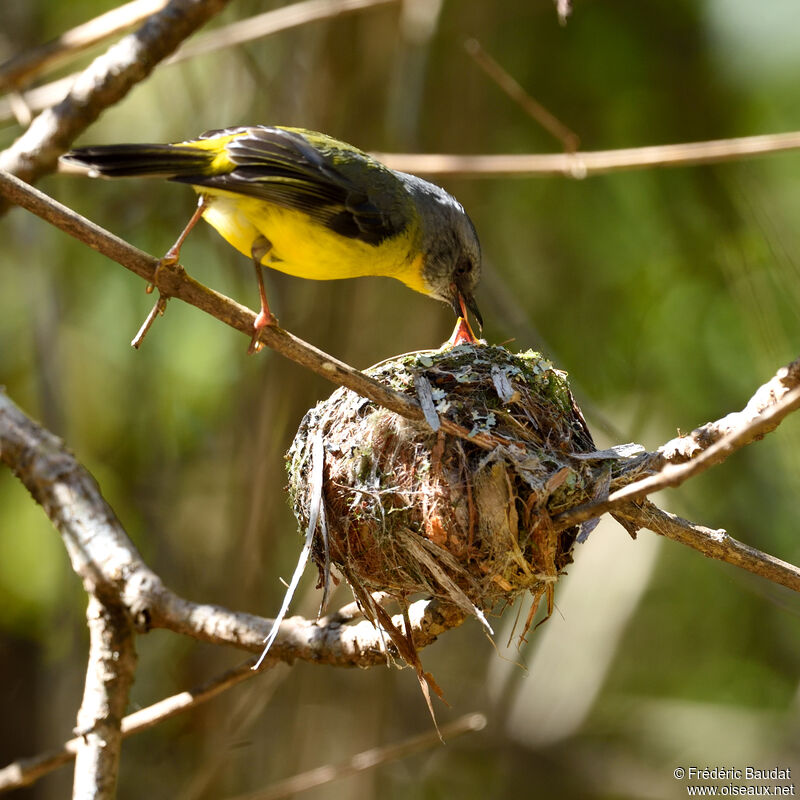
[254,430,326,668]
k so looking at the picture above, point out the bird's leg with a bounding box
[147,195,208,295]
[249,235,276,353]
[164,196,208,264]
[134,196,209,348]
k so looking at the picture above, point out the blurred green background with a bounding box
[2,0,800,797]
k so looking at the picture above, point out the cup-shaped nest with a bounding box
[287,344,598,633]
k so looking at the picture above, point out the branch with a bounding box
[0,0,231,196]
[0,380,469,792]
[0,169,503,450]
[657,355,800,462]
[554,356,800,528]
[174,0,398,62]
[227,712,487,800]
[0,0,170,92]
[0,658,267,792]
[0,389,466,666]
[5,167,800,600]
[0,665,482,798]
[375,130,800,178]
[615,502,800,593]
[0,0,399,125]
[464,39,579,152]
[71,596,136,800]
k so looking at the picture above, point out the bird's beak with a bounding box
[450,288,483,330]
[462,291,483,329]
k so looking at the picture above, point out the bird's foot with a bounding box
[248,309,278,354]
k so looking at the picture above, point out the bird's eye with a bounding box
[455,258,471,276]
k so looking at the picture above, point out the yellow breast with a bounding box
[197,188,430,296]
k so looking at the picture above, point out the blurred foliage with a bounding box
[2,0,800,797]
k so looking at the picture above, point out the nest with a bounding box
[287,343,600,644]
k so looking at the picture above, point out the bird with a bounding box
[61,125,483,348]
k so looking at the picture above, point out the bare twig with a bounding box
[0,0,232,199]
[175,0,398,61]
[71,596,136,800]
[554,0,572,25]
[616,502,800,593]
[464,39,579,152]
[0,0,170,92]
[0,0,400,126]
[0,169,504,450]
[225,712,487,800]
[554,361,800,529]
[374,130,800,178]
[0,658,281,793]
[658,355,800,463]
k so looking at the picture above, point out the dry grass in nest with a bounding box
[287,343,602,646]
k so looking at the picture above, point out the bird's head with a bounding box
[401,173,483,329]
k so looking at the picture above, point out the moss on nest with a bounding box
[287,343,598,637]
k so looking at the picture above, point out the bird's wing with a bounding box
[172,126,408,246]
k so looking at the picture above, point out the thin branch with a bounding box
[226,712,487,800]
[657,355,800,463]
[617,502,800,593]
[0,169,503,450]
[1,660,263,792]
[174,0,398,61]
[71,596,137,800]
[0,0,170,92]
[1,685,482,797]
[554,361,800,529]
[554,0,572,25]
[464,38,579,152]
[0,0,400,126]
[0,658,279,793]
[374,130,800,178]
[0,0,232,198]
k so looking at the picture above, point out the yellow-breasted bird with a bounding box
[61,126,483,346]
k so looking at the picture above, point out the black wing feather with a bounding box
[170,127,405,246]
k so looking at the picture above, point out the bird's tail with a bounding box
[60,143,216,178]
